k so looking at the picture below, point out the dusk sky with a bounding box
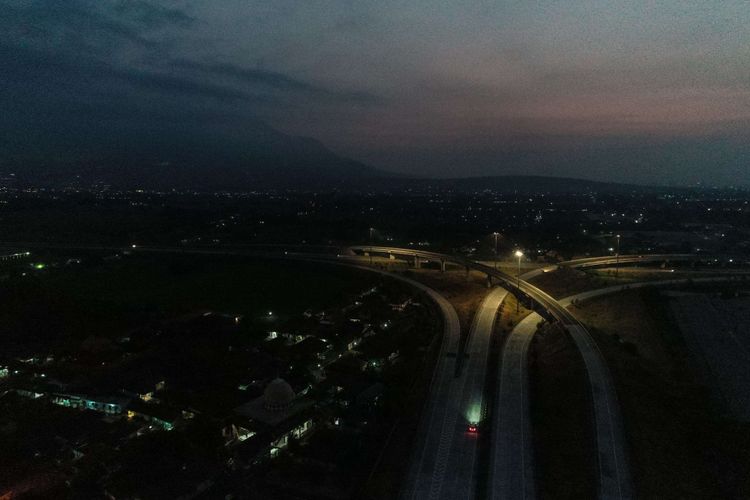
[2,1,749,185]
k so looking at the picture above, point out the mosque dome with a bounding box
[263,378,295,411]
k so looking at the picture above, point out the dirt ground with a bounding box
[573,288,750,498]
[529,322,598,500]
[528,266,615,299]
[404,268,493,335]
[529,265,692,300]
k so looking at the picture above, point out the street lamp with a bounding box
[493,232,500,270]
[515,250,524,312]
[369,227,375,266]
[615,234,621,278]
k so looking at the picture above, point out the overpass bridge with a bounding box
[0,251,31,262]
[2,241,648,499]
[521,253,698,280]
[348,245,633,500]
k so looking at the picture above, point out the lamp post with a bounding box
[493,232,499,270]
[615,234,621,278]
[515,250,524,313]
[369,227,374,266]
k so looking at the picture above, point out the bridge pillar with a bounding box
[440,259,446,273]
[486,274,492,288]
[414,255,421,269]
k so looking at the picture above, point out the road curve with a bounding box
[520,254,698,280]
[250,254,468,499]
[268,255,465,500]
[396,282,461,500]
[490,312,540,500]
[0,244,467,498]
[351,245,634,500]
[510,282,633,500]
[9,242,641,499]
[559,275,749,307]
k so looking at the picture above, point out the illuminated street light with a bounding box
[493,232,500,270]
[615,234,621,278]
[515,250,524,313]
[369,227,375,266]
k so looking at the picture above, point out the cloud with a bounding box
[2,0,750,184]
[0,1,379,119]
[2,0,157,52]
[171,59,380,104]
[113,0,195,28]
[0,42,272,107]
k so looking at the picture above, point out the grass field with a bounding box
[0,253,381,355]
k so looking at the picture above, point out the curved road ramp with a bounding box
[564,323,633,500]
[490,312,540,500]
[25,244,637,499]
[348,245,634,500]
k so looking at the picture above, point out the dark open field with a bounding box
[573,287,750,498]
[0,253,380,355]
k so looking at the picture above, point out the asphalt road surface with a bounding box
[490,311,539,500]
[520,254,697,280]
[402,287,507,500]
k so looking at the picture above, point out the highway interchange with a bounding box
[351,245,639,500]
[4,242,742,500]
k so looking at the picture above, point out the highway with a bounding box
[520,254,698,280]
[352,245,634,500]
[0,241,511,499]
[397,279,461,500]
[402,286,507,500]
[503,270,633,500]
[42,243,736,499]
[561,254,697,268]
[0,251,31,261]
[5,241,651,499]
[227,252,470,499]
[487,274,749,500]
[558,275,749,307]
[490,312,540,500]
